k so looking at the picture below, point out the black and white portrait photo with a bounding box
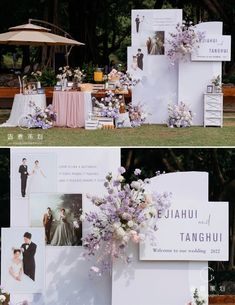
[1,228,45,293]
[30,193,83,246]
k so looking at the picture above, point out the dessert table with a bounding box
[0,93,46,127]
[52,91,92,128]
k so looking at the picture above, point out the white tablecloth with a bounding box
[0,94,46,127]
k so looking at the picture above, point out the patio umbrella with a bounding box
[0,23,84,46]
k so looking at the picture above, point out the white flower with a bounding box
[113,222,121,230]
[131,181,141,190]
[149,207,157,216]
[127,220,134,228]
[122,235,130,243]
[116,227,126,237]
[117,175,125,182]
[80,214,85,221]
[0,295,6,302]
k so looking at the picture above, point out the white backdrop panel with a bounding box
[130,9,182,124]
[10,148,120,305]
[112,172,210,305]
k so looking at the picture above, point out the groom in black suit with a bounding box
[135,15,140,33]
[18,158,29,197]
[21,232,37,281]
[137,49,144,70]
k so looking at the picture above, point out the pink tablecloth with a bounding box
[52,91,86,128]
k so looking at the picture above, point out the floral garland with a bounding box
[167,102,194,128]
[27,101,57,129]
[167,21,205,65]
[80,168,172,276]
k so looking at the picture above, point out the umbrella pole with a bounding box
[65,45,69,66]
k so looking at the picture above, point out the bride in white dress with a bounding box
[28,160,46,193]
[7,249,36,291]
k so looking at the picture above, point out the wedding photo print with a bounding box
[146,31,165,55]
[128,47,148,76]
[1,227,45,294]
[12,153,57,199]
[29,193,83,246]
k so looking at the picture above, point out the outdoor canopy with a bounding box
[0,23,84,46]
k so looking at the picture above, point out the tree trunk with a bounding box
[68,0,100,67]
[154,0,164,9]
[21,46,30,70]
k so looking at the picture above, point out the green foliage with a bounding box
[223,75,235,84]
[39,68,57,87]
[0,149,10,228]
[0,0,234,72]
[193,289,206,305]
[82,63,95,83]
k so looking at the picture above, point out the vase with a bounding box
[37,81,41,89]
[94,68,103,82]
[62,78,68,91]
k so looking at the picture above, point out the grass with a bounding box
[1,114,235,146]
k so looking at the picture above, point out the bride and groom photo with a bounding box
[19,158,46,198]
[1,228,45,293]
[30,193,83,247]
[43,207,80,246]
[13,153,57,199]
[9,232,36,283]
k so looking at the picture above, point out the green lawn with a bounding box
[0,119,235,146]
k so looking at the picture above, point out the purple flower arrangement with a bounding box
[167,21,205,65]
[167,102,194,128]
[28,101,57,129]
[93,91,122,119]
[81,167,172,276]
[128,103,148,127]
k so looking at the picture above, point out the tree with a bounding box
[0,149,10,228]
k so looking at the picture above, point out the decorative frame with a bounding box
[207,85,214,93]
